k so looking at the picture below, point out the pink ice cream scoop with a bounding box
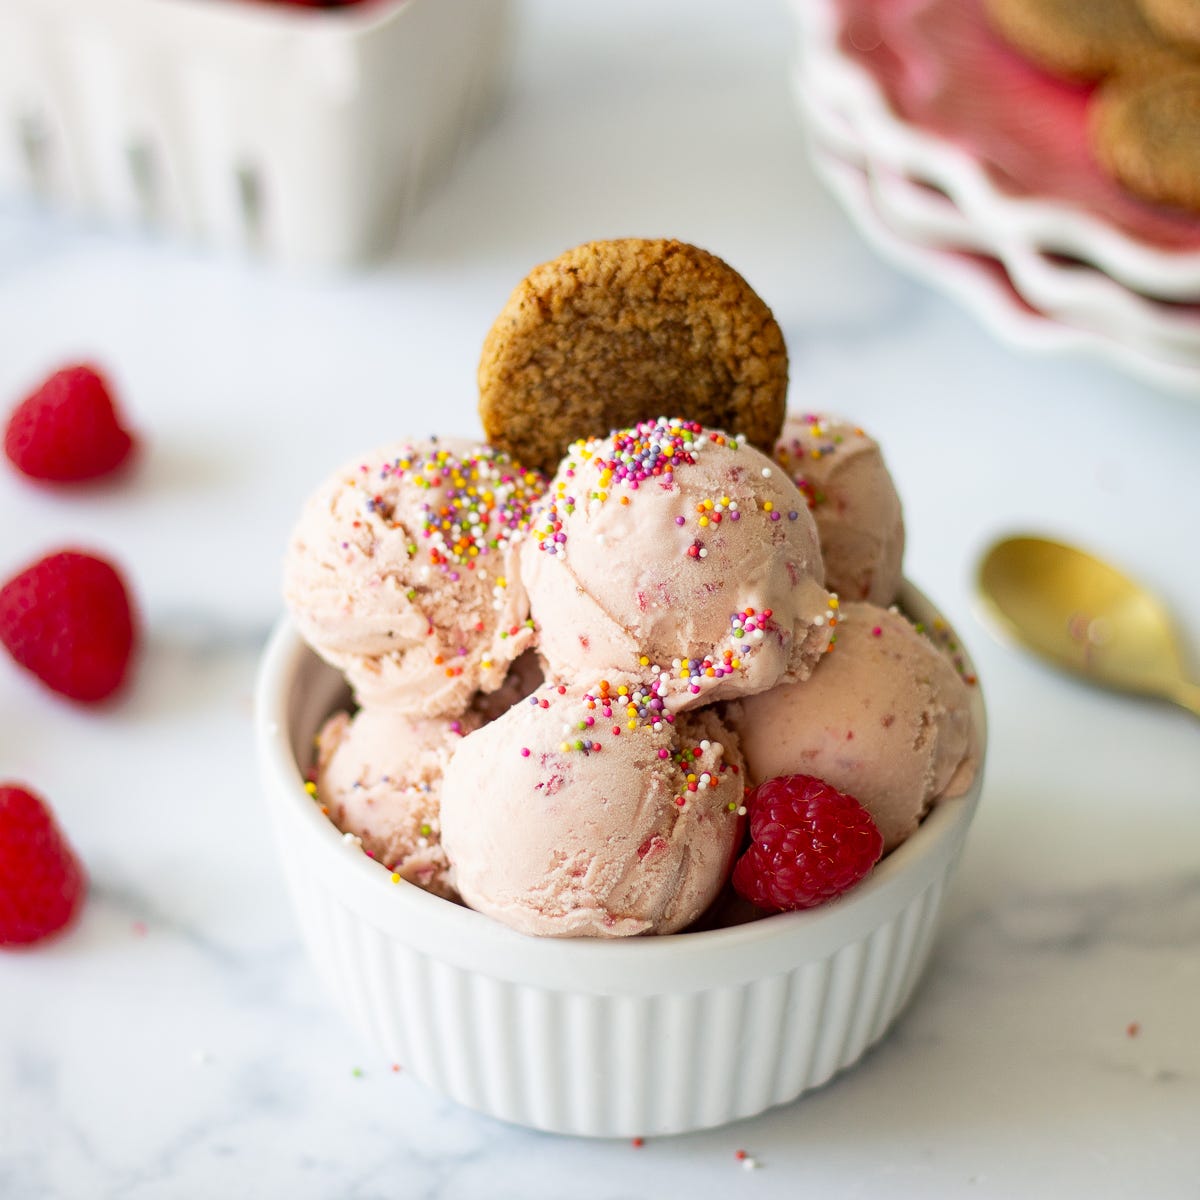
[519,418,837,713]
[773,414,905,606]
[315,705,481,899]
[440,678,747,937]
[727,601,978,854]
[284,438,546,716]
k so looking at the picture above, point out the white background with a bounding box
[1,1,1198,1196]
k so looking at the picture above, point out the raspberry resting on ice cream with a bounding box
[732,774,884,912]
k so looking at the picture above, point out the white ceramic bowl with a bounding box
[255,582,987,1138]
[0,0,511,269]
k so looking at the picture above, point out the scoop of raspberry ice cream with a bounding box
[727,601,979,854]
[520,418,837,712]
[440,678,746,937]
[773,413,904,606]
[314,705,481,899]
[284,438,545,716]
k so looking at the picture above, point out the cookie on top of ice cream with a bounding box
[478,237,789,475]
[520,416,839,713]
[284,437,546,716]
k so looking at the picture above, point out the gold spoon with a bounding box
[976,534,1200,720]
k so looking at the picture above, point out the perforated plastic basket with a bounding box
[0,0,512,268]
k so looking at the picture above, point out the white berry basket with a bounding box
[0,0,512,269]
[255,581,987,1138]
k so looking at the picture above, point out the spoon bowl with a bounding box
[976,535,1200,719]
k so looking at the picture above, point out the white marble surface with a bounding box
[2,1,1198,1196]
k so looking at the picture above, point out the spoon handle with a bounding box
[1171,678,1200,721]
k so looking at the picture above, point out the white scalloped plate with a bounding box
[856,157,1200,363]
[791,0,1200,301]
[805,134,1200,395]
[796,68,1200,359]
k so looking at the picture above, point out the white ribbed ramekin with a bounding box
[0,0,510,269]
[255,583,986,1138]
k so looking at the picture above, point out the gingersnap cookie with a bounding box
[477,238,787,476]
[983,0,1181,81]
[1138,0,1200,51]
[1089,71,1200,213]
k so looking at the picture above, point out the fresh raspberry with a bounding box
[732,774,883,912]
[0,784,87,947]
[0,550,138,703]
[4,364,136,482]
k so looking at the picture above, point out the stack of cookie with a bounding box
[985,0,1200,213]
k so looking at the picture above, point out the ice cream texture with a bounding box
[773,414,905,606]
[283,408,980,929]
[284,438,546,716]
[520,417,838,712]
[440,678,746,937]
[315,705,480,899]
[728,601,978,854]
